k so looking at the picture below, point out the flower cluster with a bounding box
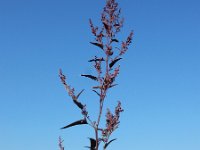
[59,69,75,98]
[106,44,113,56]
[59,69,88,119]
[120,31,134,56]
[101,0,124,37]
[89,19,98,37]
[59,69,66,85]
[94,60,102,75]
[102,101,124,142]
[81,105,88,117]
[110,65,120,79]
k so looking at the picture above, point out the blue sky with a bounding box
[0,0,200,149]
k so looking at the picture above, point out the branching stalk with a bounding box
[58,0,133,150]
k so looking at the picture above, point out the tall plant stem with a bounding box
[95,50,110,149]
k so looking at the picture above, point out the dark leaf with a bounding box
[104,138,117,149]
[119,8,121,14]
[109,58,122,68]
[114,23,120,27]
[111,39,119,43]
[84,146,95,150]
[103,21,109,31]
[109,84,118,88]
[73,100,84,109]
[81,74,98,81]
[61,119,87,129]
[85,138,96,150]
[90,42,103,50]
[89,138,96,149]
[77,89,84,99]
[88,57,105,62]
[92,90,100,96]
[110,76,115,83]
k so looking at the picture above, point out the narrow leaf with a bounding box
[92,90,100,96]
[81,74,98,81]
[104,138,117,149]
[109,58,122,68]
[85,138,96,150]
[61,119,87,129]
[88,57,104,62]
[84,146,95,150]
[103,21,109,31]
[109,84,118,88]
[77,89,84,99]
[90,42,103,50]
[89,138,96,149]
[114,23,120,27]
[73,100,84,109]
[111,39,119,43]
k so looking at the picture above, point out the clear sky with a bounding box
[0,0,200,149]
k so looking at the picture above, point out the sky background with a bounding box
[0,0,200,149]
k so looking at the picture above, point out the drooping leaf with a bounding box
[109,58,122,68]
[85,138,96,150]
[111,39,119,43]
[61,119,87,129]
[73,100,84,109]
[81,74,98,81]
[104,138,117,149]
[89,138,96,149]
[92,90,100,96]
[77,89,84,99]
[90,42,103,50]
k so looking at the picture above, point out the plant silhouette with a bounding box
[59,0,133,149]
